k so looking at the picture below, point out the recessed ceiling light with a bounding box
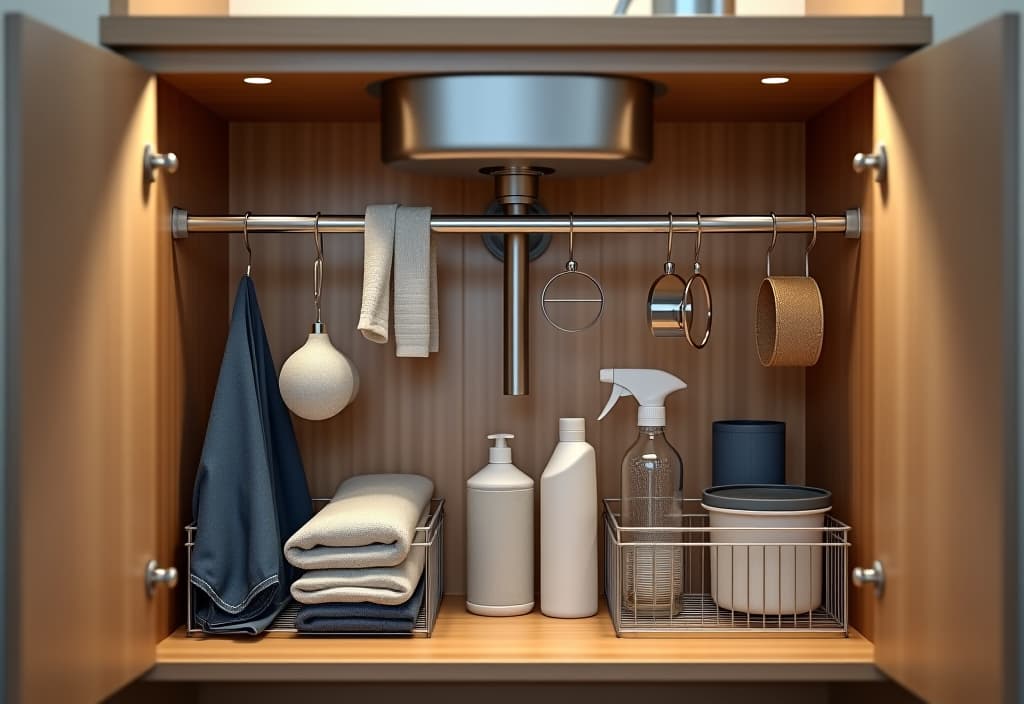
[760,76,790,85]
[243,76,272,85]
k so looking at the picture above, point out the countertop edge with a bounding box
[145,660,884,683]
[99,15,932,51]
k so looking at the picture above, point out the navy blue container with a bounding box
[712,420,786,486]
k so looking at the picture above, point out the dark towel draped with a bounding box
[190,276,313,634]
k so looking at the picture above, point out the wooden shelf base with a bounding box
[151,599,879,683]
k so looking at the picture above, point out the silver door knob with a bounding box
[145,559,179,596]
[852,559,885,597]
[851,144,887,182]
[143,143,179,183]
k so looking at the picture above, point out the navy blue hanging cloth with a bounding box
[190,275,312,634]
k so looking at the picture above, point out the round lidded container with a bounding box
[702,485,831,615]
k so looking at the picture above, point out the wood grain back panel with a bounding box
[805,81,875,639]
[227,121,807,595]
[154,80,229,638]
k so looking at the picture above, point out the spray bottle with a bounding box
[598,368,687,614]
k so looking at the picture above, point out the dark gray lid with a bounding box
[702,484,832,511]
[712,420,785,434]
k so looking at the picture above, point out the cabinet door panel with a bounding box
[4,15,158,703]
[871,14,1019,704]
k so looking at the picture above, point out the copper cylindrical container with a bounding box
[755,276,824,367]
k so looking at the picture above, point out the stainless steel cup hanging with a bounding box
[682,212,713,349]
[647,213,688,338]
[541,213,605,333]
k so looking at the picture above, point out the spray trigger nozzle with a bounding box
[596,368,687,427]
[598,384,631,420]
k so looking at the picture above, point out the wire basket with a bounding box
[603,498,849,637]
[186,498,445,637]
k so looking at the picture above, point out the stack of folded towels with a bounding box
[284,473,434,633]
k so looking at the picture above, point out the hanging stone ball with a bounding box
[279,332,358,421]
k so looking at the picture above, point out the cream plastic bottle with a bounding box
[466,434,535,616]
[540,418,598,618]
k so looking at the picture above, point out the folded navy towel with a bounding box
[295,577,426,634]
[190,276,313,635]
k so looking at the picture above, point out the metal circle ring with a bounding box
[541,269,606,333]
[682,271,713,349]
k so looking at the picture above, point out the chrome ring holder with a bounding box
[541,212,605,333]
[647,212,689,337]
[682,212,712,349]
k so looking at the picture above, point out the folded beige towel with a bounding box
[358,204,398,343]
[290,541,426,606]
[394,206,438,357]
[284,473,434,570]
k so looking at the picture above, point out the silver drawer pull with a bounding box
[851,144,887,182]
[143,144,179,183]
[851,559,885,597]
[145,559,179,596]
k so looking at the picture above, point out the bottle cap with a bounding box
[559,417,586,442]
[638,406,666,427]
[487,433,514,463]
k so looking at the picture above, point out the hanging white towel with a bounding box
[357,204,398,344]
[394,206,438,357]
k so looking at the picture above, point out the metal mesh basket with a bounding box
[186,498,445,637]
[604,498,849,637]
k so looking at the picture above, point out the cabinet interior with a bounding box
[155,75,876,640]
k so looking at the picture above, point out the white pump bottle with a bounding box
[466,434,535,616]
[540,418,598,618]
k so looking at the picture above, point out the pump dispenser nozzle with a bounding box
[598,368,687,427]
[487,433,515,463]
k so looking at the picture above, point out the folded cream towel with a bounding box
[358,204,398,343]
[290,539,426,605]
[394,206,438,357]
[284,473,434,570]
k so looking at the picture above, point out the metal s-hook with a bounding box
[805,213,818,277]
[766,212,778,277]
[693,212,703,274]
[242,211,253,277]
[664,212,676,274]
[566,212,578,272]
[313,212,324,326]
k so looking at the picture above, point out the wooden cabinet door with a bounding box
[870,14,1019,704]
[4,15,159,704]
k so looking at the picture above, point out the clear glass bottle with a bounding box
[620,426,684,615]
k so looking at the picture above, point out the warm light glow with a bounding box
[243,76,273,85]
[760,76,790,85]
